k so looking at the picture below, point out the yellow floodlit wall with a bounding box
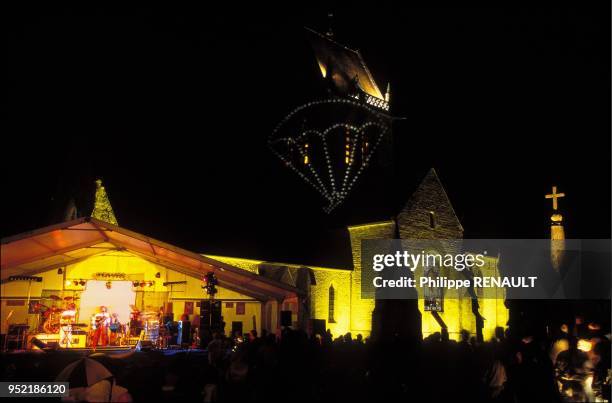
[309,268,352,338]
[206,254,354,338]
[348,222,396,337]
[417,255,508,341]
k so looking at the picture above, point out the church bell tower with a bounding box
[268,26,392,213]
[545,185,565,271]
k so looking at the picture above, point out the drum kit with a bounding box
[34,295,79,334]
[142,311,160,343]
[128,305,161,346]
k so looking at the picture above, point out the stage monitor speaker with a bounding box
[30,337,48,350]
[46,341,59,350]
[280,310,292,327]
[136,340,154,351]
[178,321,191,345]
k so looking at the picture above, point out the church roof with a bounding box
[1,217,302,301]
[397,168,464,236]
[305,27,384,100]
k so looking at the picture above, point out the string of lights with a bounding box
[269,97,391,212]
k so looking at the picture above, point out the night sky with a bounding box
[4,5,610,264]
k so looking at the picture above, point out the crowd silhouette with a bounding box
[1,322,610,402]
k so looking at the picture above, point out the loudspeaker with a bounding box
[200,300,210,339]
[177,321,191,345]
[200,300,223,347]
[200,300,212,348]
[211,301,222,328]
[200,301,222,328]
[200,300,211,326]
[280,310,292,327]
[136,340,154,351]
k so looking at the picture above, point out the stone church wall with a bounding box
[348,221,396,337]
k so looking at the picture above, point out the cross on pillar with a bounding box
[545,186,565,211]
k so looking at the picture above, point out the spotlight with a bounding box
[133,281,140,287]
[155,272,161,278]
[65,280,72,286]
[57,268,63,275]
[106,281,112,290]
[140,282,145,288]
[80,280,86,286]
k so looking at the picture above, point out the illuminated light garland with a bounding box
[92,179,118,225]
[269,97,391,212]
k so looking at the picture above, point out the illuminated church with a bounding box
[0,28,509,347]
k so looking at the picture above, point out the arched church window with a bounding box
[423,253,443,312]
[429,211,436,229]
[328,285,336,323]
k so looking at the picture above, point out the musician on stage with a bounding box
[91,306,110,349]
[129,305,142,337]
[109,312,122,345]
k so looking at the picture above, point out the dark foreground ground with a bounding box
[1,328,610,402]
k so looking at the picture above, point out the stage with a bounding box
[2,345,207,357]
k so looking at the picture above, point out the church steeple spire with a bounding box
[91,179,118,225]
[545,185,565,271]
[384,82,391,103]
[326,12,334,38]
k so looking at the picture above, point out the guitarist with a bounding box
[91,306,110,349]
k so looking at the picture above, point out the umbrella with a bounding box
[56,358,113,388]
